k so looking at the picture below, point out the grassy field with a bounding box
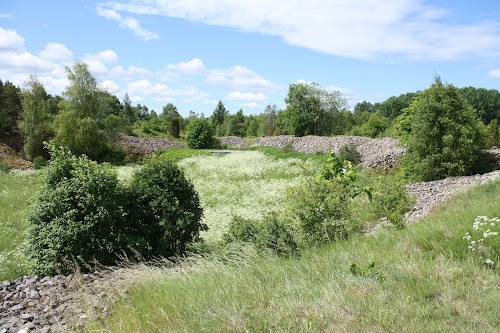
[87,179,500,333]
[0,169,43,281]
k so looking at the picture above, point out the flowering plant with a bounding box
[463,216,499,269]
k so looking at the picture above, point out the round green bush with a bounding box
[186,118,216,149]
[337,144,362,165]
[25,150,130,275]
[128,158,206,258]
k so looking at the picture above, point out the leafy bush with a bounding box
[128,158,206,258]
[372,178,415,229]
[25,146,206,275]
[32,156,47,169]
[337,144,362,165]
[24,147,130,275]
[404,77,483,181]
[186,118,216,149]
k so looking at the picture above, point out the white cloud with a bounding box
[167,58,206,74]
[226,91,267,101]
[39,42,73,61]
[82,49,119,75]
[488,69,500,78]
[101,0,500,61]
[0,13,13,19]
[110,65,152,79]
[206,65,280,93]
[126,80,209,103]
[100,80,120,93]
[96,6,159,41]
[241,102,261,109]
[0,27,24,51]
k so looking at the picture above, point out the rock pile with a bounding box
[218,136,247,148]
[405,170,500,223]
[253,135,405,169]
[116,135,185,155]
[0,268,141,333]
[0,144,32,170]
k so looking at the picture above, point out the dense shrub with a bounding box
[25,146,206,275]
[32,156,47,169]
[186,118,216,149]
[372,178,415,229]
[128,158,206,258]
[337,144,362,165]
[404,77,483,181]
[0,161,11,173]
[25,147,129,275]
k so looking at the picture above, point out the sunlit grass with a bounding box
[178,151,321,243]
[0,169,43,281]
[87,180,500,333]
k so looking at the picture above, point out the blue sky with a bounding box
[1,0,500,117]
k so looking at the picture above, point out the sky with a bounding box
[1,0,500,117]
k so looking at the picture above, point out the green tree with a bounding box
[485,119,499,147]
[122,93,134,123]
[18,75,54,160]
[374,92,418,119]
[260,104,278,136]
[225,109,246,137]
[186,118,216,149]
[460,87,500,124]
[0,80,23,138]
[210,100,229,136]
[405,77,483,181]
[278,82,347,136]
[160,103,182,138]
[54,61,119,161]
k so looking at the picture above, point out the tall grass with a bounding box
[87,180,500,333]
[0,170,43,281]
[178,151,321,243]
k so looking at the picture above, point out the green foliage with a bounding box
[349,262,385,281]
[25,146,129,275]
[211,100,229,136]
[0,80,23,137]
[372,178,415,229]
[404,77,483,181]
[32,156,47,169]
[459,86,500,125]
[485,119,499,147]
[225,214,298,256]
[19,75,53,160]
[278,82,347,136]
[128,158,206,258]
[54,61,123,162]
[337,143,362,165]
[24,145,206,275]
[351,112,390,138]
[186,118,217,149]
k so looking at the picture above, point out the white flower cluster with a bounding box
[464,215,499,267]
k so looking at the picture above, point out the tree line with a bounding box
[1,61,499,164]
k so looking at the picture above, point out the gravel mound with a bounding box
[116,135,185,155]
[218,136,247,148]
[404,170,500,223]
[253,135,405,169]
[0,268,146,333]
[0,144,32,170]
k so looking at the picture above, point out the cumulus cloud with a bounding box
[241,102,262,109]
[0,27,24,51]
[166,58,206,74]
[226,91,267,101]
[82,49,119,75]
[126,80,209,103]
[96,6,158,41]
[99,0,500,61]
[100,80,120,93]
[206,65,280,93]
[39,42,73,61]
[110,65,152,79]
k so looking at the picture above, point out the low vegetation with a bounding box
[87,179,500,333]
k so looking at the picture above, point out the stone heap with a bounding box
[253,135,405,169]
[218,136,247,148]
[405,170,500,223]
[116,135,185,155]
[0,268,138,333]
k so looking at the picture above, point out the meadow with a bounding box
[0,150,498,332]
